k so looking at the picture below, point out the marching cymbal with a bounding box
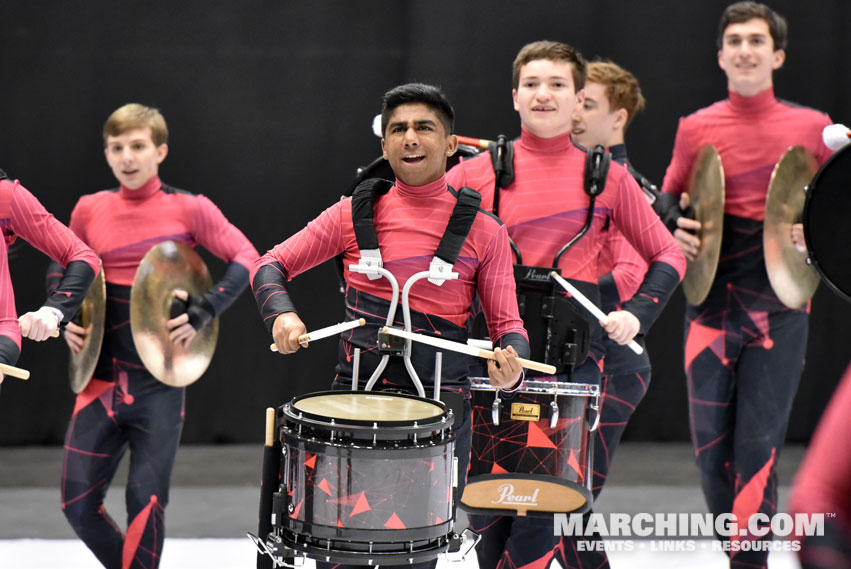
[682,145,725,306]
[764,146,820,308]
[69,266,106,393]
[130,241,218,387]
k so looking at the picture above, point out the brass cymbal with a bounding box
[682,145,726,306]
[130,241,218,387]
[69,265,106,394]
[764,146,820,308]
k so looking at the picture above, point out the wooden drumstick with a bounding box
[381,326,557,375]
[264,407,276,447]
[456,136,493,150]
[269,318,366,353]
[550,272,644,355]
[0,363,30,380]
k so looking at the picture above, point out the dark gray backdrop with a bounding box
[0,0,849,446]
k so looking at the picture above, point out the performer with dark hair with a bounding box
[252,82,529,569]
[660,3,833,566]
[54,103,258,569]
[0,171,99,387]
[447,41,685,569]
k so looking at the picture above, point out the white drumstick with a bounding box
[0,363,30,380]
[270,318,366,352]
[550,272,644,355]
[381,326,556,375]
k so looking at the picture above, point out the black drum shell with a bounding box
[804,143,851,303]
[277,391,456,562]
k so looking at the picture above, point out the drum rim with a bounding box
[803,143,851,303]
[284,390,449,428]
[468,377,600,397]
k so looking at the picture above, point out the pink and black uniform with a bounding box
[446,129,685,569]
[661,87,832,566]
[52,176,258,569]
[251,175,528,394]
[790,362,851,568]
[251,174,529,569]
[593,143,653,499]
[0,172,99,376]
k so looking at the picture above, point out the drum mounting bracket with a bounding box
[445,528,481,563]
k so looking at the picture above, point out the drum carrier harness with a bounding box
[349,176,485,404]
[473,135,612,376]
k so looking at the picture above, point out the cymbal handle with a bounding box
[0,363,30,380]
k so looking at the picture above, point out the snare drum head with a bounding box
[804,144,851,302]
[292,391,444,423]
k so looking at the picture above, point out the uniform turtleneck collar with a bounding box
[728,87,776,114]
[119,176,161,200]
[518,127,575,153]
[394,175,448,199]
[608,143,628,166]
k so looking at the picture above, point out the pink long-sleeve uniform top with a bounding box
[0,179,100,350]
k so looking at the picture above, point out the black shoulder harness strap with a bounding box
[488,135,515,216]
[351,177,394,252]
[435,186,482,265]
[584,144,611,197]
[625,161,660,203]
[350,179,481,267]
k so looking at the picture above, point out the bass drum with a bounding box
[345,144,483,196]
[804,143,851,303]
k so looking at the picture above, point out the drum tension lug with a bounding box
[491,397,502,426]
[445,528,481,562]
[549,400,559,430]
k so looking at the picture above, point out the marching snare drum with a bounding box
[460,378,599,517]
[804,143,851,303]
[274,390,457,565]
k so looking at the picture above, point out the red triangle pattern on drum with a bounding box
[568,450,582,475]
[304,454,316,469]
[491,462,508,474]
[291,498,304,519]
[317,478,332,496]
[527,421,557,448]
[350,492,371,516]
[385,513,406,529]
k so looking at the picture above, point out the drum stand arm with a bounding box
[401,262,459,398]
[349,262,400,392]
[349,259,459,400]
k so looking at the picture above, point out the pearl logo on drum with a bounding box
[491,483,540,506]
[510,402,541,421]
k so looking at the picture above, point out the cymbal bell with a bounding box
[69,266,106,394]
[130,241,218,387]
[764,146,820,308]
[682,145,725,306]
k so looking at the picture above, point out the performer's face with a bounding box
[104,128,168,190]
[571,82,624,149]
[513,58,583,139]
[718,18,785,97]
[381,103,458,187]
